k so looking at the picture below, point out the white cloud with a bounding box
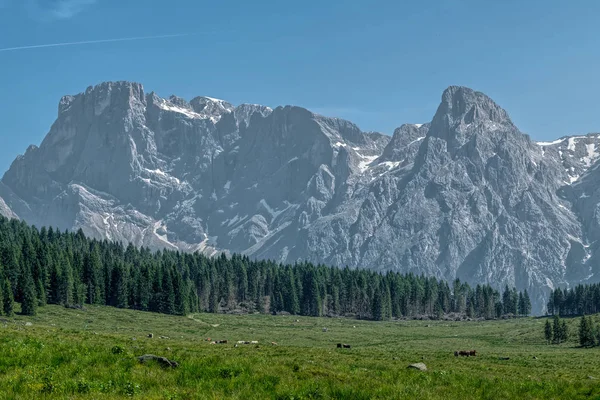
[26,0,97,20]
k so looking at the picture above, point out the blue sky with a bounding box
[0,0,599,173]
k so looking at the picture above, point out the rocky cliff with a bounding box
[2,82,598,312]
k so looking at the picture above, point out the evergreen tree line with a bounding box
[544,314,600,348]
[0,217,531,319]
[546,284,600,316]
[543,315,569,344]
[577,315,600,348]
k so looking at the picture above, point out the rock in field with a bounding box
[407,363,427,371]
[137,354,179,368]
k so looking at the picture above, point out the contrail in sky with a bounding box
[0,33,191,53]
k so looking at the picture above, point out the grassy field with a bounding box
[0,305,599,399]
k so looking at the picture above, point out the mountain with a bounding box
[1,81,598,312]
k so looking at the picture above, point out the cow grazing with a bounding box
[456,350,477,357]
[342,344,351,349]
[250,341,259,344]
[219,340,228,344]
[337,343,342,348]
[271,342,278,346]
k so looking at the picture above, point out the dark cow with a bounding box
[337,343,342,348]
[456,350,477,357]
[343,344,351,349]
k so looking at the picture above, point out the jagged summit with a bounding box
[427,86,515,147]
[436,86,512,124]
[1,82,599,313]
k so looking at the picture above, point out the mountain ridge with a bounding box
[1,81,599,312]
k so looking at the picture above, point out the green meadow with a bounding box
[0,304,599,399]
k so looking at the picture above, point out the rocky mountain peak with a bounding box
[190,96,234,116]
[378,123,429,164]
[233,103,273,127]
[428,86,514,147]
[438,86,511,124]
[167,95,190,109]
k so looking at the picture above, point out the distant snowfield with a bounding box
[537,134,600,184]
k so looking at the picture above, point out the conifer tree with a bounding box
[209,284,220,313]
[187,281,199,313]
[84,246,103,305]
[173,270,188,315]
[553,315,562,344]
[466,298,475,318]
[546,297,555,316]
[544,319,552,344]
[502,285,512,315]
[302,272,322,317]
[285,268,300,314]
[115,262,129,309]
[561,320,569,343]
[138,264,151,311]
[518,292,525,316]
[35,279,46,307]
[0,246,20,300]
[256,293,265,314]
[0,278,3,316]
[237,261,248,302]
[162,267,176,315]
[522,290,532,316]
[74,283,86,306]
[495,301,503,318]
[3,278,14,317]
[21,272,37,316]
[372,285,384,321]
[57,258,74,305]
[579,315,595,347]
[383,283,392,319]
[331,286,340,315]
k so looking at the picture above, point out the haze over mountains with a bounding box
[1,81,599,312]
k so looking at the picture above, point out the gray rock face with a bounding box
[1,82,598,312]
[0,196,16,219]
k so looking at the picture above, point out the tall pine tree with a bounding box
[544,319,552,344]
[21,271,37,316]
[2,278,14,317]
[579,315,595,347]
